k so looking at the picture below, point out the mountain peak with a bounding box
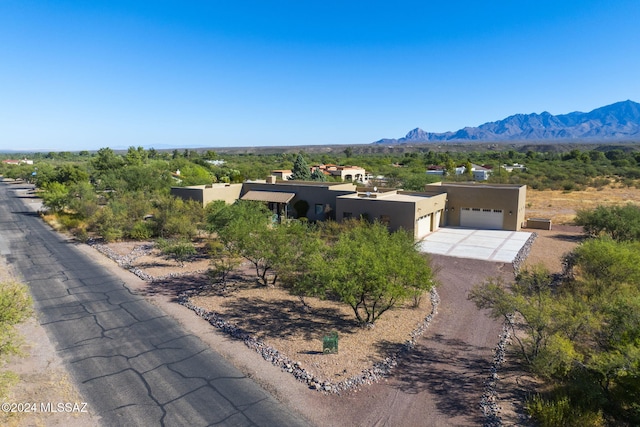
[374,100,640,144]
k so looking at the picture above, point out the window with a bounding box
[472,208,481,212]
[315,204,323,215]
[493,209,503,213]
[483,208,492,212]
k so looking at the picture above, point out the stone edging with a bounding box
[480,229,537,426]
[512,232,537,274]
[177,288,440,394]
[480,314,513,427]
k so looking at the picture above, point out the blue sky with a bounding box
[1,0,639,151]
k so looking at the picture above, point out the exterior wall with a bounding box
[434,183,526,231]
[171,181,526,233]
[527,218,552,230]
[336,191,447,238]
[170,184,243,207]
[242,181,357,221]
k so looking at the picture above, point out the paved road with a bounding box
[0,180,309,427]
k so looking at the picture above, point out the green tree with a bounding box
[208,200,274,285]
[124,146,147,166]
[289,154,311,181]
[310,168,327,181]
[575,204,640,242]
[92,147,124,172]
[41,182,70,213]
[321,222,434,324]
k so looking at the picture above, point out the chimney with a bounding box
[266,175,276,184]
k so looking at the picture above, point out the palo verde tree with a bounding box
[207,200,275,285]
[321,221,435,325]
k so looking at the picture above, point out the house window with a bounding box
[483,208,492,212]
[493,209,503,213]
[315,204,323,215]
[343,212,352,219]
[472,208,481,212]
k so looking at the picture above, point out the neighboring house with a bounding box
[171,177,527,237]
[426,164,489,180]
[205,159,226,166]
[2,159,33,165]
[314,164,369,183]
[471,165,492,181]
[271,169,293,180]
[502,163,526,172]
[426,165,445,176]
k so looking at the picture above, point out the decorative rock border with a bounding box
[512,232,537,274]
[480,231,537,427]
[88,240,207,282]
[178,288,440,394]
[480,314,513,427]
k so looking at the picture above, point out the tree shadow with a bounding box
[11,210,40,217]
[142,273,208,299]
[218,296,358,341]
[388,333,494,423]
[550,233,586,243]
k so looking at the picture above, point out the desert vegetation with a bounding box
[2,143,640,423]
[0,281,32,397]
[470,204,640,426]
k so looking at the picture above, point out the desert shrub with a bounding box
[101,228,123,243]
[0,281,32,357]
[128,221,154,240]
[73,227,89,243]
[158,239,197,266]
[57,213,82,230]
[526,394,605,427]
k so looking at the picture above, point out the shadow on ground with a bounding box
[389,333,492,424]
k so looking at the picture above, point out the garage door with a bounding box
[416,214,431,239]
[460,207,504,229]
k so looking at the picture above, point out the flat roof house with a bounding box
[170,177,526,238]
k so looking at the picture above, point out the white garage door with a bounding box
[416,214,431,239]
[460,207,504,230]
[432,210,442,231]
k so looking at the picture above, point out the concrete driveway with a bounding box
[417,227,533,263]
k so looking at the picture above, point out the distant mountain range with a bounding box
[375,100,640,144]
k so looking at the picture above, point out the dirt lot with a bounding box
[526,185,640,224]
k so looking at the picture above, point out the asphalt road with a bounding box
[0,180,309,427]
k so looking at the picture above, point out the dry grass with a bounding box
[526,185,640,224]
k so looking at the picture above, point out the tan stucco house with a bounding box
[171,177,526,239]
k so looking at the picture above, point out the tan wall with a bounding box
[243,181,357,221]
[437,183,526,231]
[336,192,447,238]
[170,184,243,207]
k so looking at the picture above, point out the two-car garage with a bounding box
[459,207,504,230]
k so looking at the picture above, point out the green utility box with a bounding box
[323,331,338,354]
